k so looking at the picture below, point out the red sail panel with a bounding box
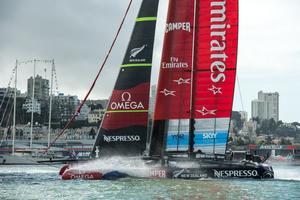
[154,0,195,120]
[192,0,238,119]
[102,83,150,130]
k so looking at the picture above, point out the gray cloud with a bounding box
[0,0,141,98]
[0,0,299,122]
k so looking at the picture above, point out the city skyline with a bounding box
[0,0,300,122]
[0,76,290,124]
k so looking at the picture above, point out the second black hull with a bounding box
[149,159,274,179]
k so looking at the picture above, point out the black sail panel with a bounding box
[92,0,159,157]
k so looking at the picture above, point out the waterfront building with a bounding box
[22,98,41,114]
[0,87,21,98]
[251,91,279,122]
[76,103,90,121]
[85,99,108,109]
[251,100,267,119]
[245,119,258,142]
[238,111,248,122]
[53,93,80,123]
[88,109,105,124]
[27,75,49,101]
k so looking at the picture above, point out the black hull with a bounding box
[146,158,274,179]
[59,157,274,180]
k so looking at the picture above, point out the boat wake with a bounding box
[273,164,300,181]
[64,157,159,179]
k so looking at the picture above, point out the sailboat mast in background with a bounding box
[48,59,54,148]
[12,60,18,155]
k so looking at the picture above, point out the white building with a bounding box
[88,109,105,124]
[245,119,258,141]
[27,75,49,101]
[22,98,41,114]
[251,91,279,122]
[238,111,248,122]
[76,103,90,121]
[251,100,267,119]
[53,93,80,122]
[0,87,21,98]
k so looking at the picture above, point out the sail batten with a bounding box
[121,63,152,68]
[136,17,157,22]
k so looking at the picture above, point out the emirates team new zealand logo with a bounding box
[130,44,146,58]
[129,45,147,62]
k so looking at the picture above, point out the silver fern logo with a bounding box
[172,169,185,178]
[130,44,147,58]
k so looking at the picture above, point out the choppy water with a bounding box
[0,163,299,200]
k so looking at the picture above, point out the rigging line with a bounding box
[0,94,13,127]
[5,102,14,128]
[0,67,16,111]
[45,0,133,152]
[0,101,14,146]
[236,75,245,112]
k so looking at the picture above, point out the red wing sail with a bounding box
[150,0,238,156]
[154,0,195,120]
[192,0,238,154]
[151,0,195,154]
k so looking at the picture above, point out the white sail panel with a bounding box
[166,119,189,151]
[193,118,229,154]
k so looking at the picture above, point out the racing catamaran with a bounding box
[60,0,274,180]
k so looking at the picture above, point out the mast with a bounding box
[188,0,198,157]
[30,59,36,149]
[12,60,18,155]
[48,59,54,148]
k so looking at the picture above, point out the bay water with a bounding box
[0,161,299,200]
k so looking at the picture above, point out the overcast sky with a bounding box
[0,0,300,123]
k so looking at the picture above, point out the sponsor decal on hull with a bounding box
[70,174,94,180]
[150,169,167,178]
[61,169,102,180]
[213,170,258,178]
[173,169,208,179]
